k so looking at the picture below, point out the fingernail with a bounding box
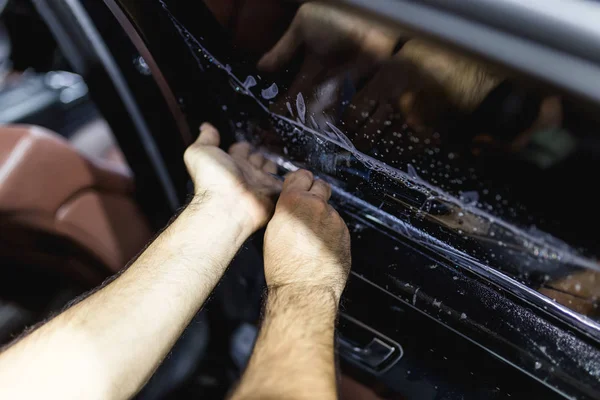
[199,122,209,131]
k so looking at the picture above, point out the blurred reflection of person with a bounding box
[205,1,599,315]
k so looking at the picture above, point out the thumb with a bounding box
[195,122,221,147]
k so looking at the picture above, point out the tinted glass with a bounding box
[165,0,600,323]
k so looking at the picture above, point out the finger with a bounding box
[286,55,325,99]
[263,160,278,174]
[265,177,283,194]
[195,122,220,147]
[228,141,252,160]
[282,169,314,192]
[249,152,266,169]
[343,57,407,143]
[257,21,302,72]
[308,179,332,201]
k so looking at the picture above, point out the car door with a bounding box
[39,0,600,398]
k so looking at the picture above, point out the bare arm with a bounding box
[233,286,338,400]
[0,123,281,400]
[231,170,351,400]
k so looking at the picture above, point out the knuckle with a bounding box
[295,169,313,181]
[183,147,196,164]
[249,153,263,164]
[286,192,305,206]
[316,180,331,192]
[329,207,350,232]
[310,196,329,212]
[278,191,304,210]
[229,141,245,152]
[280,191,328,215]
[327,204,341,218]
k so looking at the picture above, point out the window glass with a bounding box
[166,0,600,322]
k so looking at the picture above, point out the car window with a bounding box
[165,0,600,323]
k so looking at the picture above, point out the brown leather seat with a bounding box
[0,125,152,285]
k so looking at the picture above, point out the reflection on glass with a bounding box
[176,1,600,321]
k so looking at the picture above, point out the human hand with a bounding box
[184,123,282,232]
[263,169,351,301]
[399,39,501,114]
[258,2,398,74]
[342,41,501,153]
[258,2,401,129]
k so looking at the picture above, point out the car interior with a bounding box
[1,0,600,399]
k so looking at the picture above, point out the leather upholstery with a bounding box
[0,125,152,282]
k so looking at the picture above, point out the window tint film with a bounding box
[163,0,600,323]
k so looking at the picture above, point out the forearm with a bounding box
[0,196,252,400]
[231,286,339,400]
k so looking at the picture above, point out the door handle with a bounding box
[338,336,395,369]
[337,314,403,374]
